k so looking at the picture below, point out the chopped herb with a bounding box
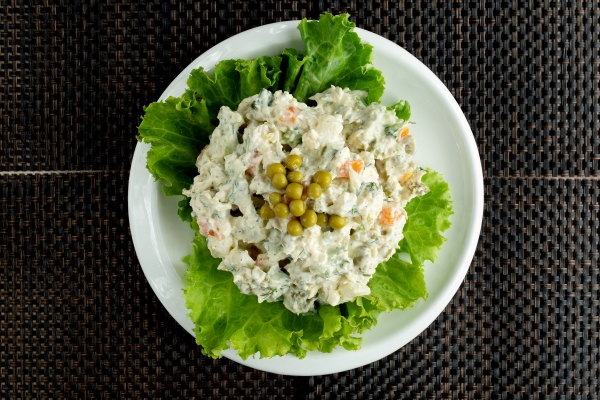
[384,124,401,138]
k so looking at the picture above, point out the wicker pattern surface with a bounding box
[1,1,598,398]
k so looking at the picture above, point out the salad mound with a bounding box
[137,13,453,359]
[183,86,429,315]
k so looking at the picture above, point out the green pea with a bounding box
[312,170,332,188]
[316,213,329,227]
[289,200,306,217]
[273,203,290,219]
[285,154,303,171]
[272,173,288,190]
[269,192,282,205]
[259,204,275,220]
[300,210,317,228]
[307,183,322,199]
[287,170,303,183]
[266,163,286,179]
[286,182,304,200]
[287,219,303,236]
[329,214,346,229]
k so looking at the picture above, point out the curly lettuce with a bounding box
[137,13,453,359]
[292,13,385,103]
[182,171,452,358]
[137,14,386,201]
[137,89,213,196]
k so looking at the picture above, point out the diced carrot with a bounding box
[399,126,410,138]
[337,160,364,179]
[278,105,300,124]
[400,172,413,185]
[199,221,225,240]
[378,203,404,227]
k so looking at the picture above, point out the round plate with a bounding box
[128,20,483,376]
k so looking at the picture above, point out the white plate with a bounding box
[128,20,483,376]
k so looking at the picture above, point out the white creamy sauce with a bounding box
[183,86,428,314]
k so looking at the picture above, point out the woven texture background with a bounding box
[1,0,599,398]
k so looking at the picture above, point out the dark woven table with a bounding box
[1,1,598,398]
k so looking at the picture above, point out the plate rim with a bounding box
[128,19,484,376]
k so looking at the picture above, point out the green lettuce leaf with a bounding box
[183,234,365,359]
[388,99,411,122]
[187,56,283,121]
[291,13,385,103]
[397,169,454,266]
[138,13,385,201]
[139,56,283,212]
[182,170,452,359]
[137,89,214,196]
[280,48,307,93]
[367,169,453,312]
[183,234,302,359]
[177,196,195,228]
[344,297,382,334]
[367,256,428,313]
[139,12,454,359]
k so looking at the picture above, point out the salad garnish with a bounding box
[137,13,453,359]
